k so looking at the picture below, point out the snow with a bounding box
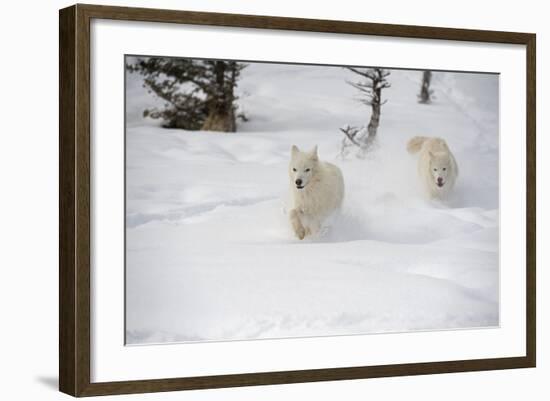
[125,59,499,344]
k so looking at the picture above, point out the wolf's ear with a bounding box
[310,145,318,161]
[291,145,299,157]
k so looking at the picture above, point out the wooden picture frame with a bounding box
[59,3,536,397]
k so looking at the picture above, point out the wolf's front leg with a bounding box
[289,209,306,240]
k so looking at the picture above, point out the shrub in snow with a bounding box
[339,125,372,158]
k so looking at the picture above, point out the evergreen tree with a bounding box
[127,58,246,132]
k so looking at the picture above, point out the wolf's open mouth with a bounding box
[437,182,444,187]
[296,185,305,189]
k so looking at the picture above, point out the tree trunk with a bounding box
[419,70,432,104]
[365,88,382,148]
[201,108,236,132]
[201,61,237,132]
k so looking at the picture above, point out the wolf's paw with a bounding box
[295,226,306,240]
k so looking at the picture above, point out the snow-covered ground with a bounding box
[125,59,499,344]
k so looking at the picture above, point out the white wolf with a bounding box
[288,145,345,240]
[407,136,459,199]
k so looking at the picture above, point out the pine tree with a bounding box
[127,57,246,132]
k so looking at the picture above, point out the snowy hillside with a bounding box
[125,59,499,344]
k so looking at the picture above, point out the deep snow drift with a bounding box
[125,59,499,344]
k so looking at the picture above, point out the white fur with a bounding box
[288,145,345,240]
[407,136,459,199]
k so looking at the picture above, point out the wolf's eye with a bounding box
[305,168,310,172]
[292,168,297,172]
[442,168,446,171]
[433,168,438,171]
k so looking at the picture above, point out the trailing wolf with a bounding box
[288,145,345,240]
[407,136,458,199]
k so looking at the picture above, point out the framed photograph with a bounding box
[59,4,536,397]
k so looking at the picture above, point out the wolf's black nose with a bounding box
[295,179,302,186]
[437,177,443,183]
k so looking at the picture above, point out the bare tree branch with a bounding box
[341,67,391,156]
[339,126,362,147]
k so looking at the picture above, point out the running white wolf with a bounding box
[288,145,345,240]
[407,136,459,199]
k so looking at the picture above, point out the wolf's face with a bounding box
[429,151,452,188]
[289,145,318,190]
